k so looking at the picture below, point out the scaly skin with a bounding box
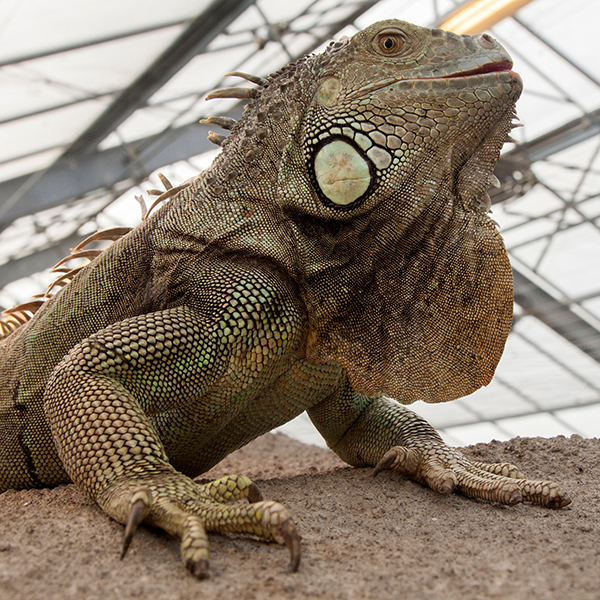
[0,20,570,578]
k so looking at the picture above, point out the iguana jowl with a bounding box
[0,20,570,578]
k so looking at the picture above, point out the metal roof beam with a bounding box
[490,107,600,204]
[0,118,230,228]
[513,268,600,363]
[63,0,254,157]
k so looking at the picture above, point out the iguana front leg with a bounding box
[308,385,571,509]
[44,306,300,578]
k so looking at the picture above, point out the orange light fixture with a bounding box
[438,0,535,35]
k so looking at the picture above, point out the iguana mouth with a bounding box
[443,60,515,78]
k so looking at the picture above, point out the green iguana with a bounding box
[0,19,570,578]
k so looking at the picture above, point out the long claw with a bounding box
[280,520,301,573]
[103,476,300,575]
[549,496,572,509]
[373,451,397,476]
[120,489,151,559]
[248,482,263,503]
[373,446,419,477]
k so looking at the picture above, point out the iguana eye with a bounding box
[375,30,405,55]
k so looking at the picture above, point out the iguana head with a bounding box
[203,20,522,403]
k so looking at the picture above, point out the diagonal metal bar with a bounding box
[490,107,600,204]
[512,268,600,363]
[63,0,255,157]
[0,118,227,228]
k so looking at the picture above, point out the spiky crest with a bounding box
[0,173,192,341]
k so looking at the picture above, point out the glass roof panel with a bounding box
[207,31,256,52]
[0,271,55,310]
[280,32,322,56]
[497,413,579,438]
[0,66,102,123]
[312,0,354,13]
[0,148,62,182]
[100,102,191,149]
[457,383,537,421]
[0,0,208,63]
[0,26,183,124]
[515,316,600,384]
[290,13,322,32]
[578,197,600,222]
[357,0,434,27]
[233,40,297,79]
[492,1,600,141]
[543,137,600,201]
[226,5,266,34]
[0,96,113,164]
[442,422,511,446]
[148,43,257,106]
[556,404,600,438]
[256,0,318,23]
[584,298,600,321]
[406,401,479,429]
[491,348,582,412]
[519,0,598,79]
[310,3,363,27]
[518,224,600,298]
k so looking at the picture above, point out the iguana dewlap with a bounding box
[0,20,570,578]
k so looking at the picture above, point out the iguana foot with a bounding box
[98,472,300,578]
[373,444,571,509]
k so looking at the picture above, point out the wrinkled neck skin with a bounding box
[287,129,515,404]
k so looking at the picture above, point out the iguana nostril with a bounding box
[478,33,496,49]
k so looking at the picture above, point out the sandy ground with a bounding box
[0,433,598,600]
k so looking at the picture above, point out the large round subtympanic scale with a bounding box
[314,139,372,206]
